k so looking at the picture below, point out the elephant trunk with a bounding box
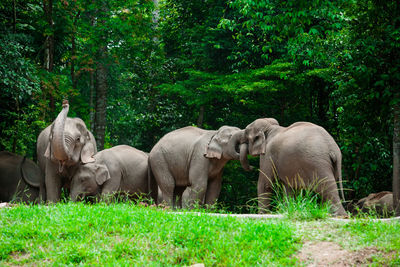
[52,100,70,161]
[239,142,253,171]
[226,129,245,160]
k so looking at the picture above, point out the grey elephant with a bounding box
[37,100,97,202]
[0,151,45,203]
[148,125,246,208]
[236,118,347,216]
[356,191,393,215]
[70,145,157,202]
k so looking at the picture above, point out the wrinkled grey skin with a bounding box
[149,126,246,208]
[237,118,347,216]
[356,191,393,215]
[0,151,45,203]
[70,145,157,202]
[37,101,97,202]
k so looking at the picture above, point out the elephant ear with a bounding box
[252,132,266,155]
[204,127,231,159]
[95,163,110,186]
[21,157,42,188]
[249,118,278,155]
[81,132,96,163]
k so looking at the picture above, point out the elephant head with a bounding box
[204,126,246,161]
[70,162,110,201]
[237,118,280,171]
[44,100,96,168]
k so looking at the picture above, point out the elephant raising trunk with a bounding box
[52,100,70,162]
[37,100,97,202]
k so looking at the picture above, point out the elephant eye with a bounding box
[76,136,81,142]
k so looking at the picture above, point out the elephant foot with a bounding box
[332,206,348,218]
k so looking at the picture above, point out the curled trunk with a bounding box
[52,101,70,161]
[226,130,245,160]
[239,143,252,171]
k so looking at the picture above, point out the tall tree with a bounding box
[394,92,400,215]
[92,1,109,150]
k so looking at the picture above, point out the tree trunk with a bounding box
[70,11,80,90]
[12,0,16,33]
[197,105,204,128]
[393,94,400,216]
[152,0,159,42]
[71,35,76,89]
[89,71,95,132]
[93,2,108,150]
[392,1,400,216]
[43,0,55,112]
[43,0,54,72]
[94,46,107,150]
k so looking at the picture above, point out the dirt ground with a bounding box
[297,241,383,266]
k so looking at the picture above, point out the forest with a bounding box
[0,0,399,213]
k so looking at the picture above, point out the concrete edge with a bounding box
[171,211,400,222]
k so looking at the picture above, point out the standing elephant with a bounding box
[236,118,347,216]
[148,126,246,208]
[70,145,157,202]
[0,151,45,203]
[37,100,97,202]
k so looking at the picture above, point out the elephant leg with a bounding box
[257,176,272,213]
[182,167,208,209]
[45,161,62,203]
[258,158,276,214]
[315,174,347,217]
[204,175,222,206]
[151,162,175,207]
[182,184,207,209]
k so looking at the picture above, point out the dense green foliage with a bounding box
[0,0,399,210]
[0,203,399,265]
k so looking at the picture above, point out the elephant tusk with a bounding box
[58,161,66,173]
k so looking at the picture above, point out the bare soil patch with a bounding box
[297,241,379,266]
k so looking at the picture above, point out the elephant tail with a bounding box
[147,158,158,204]
[330,151,345,202]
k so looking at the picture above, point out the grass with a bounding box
[1,202,399,266]
[272,188,331,221]
[0,202,300,266]
[1,196,399,266]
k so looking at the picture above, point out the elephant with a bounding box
[70,145,157,202]
[236,118,347,216]
[148,125,246,209]
[356,191,394,216]
[37,100,97,202]
[0,151,45,203]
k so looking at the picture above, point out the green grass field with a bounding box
[0,202,399,266]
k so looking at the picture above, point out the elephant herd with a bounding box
[0,101,393,217]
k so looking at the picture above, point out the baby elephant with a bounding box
[70,145,156,202]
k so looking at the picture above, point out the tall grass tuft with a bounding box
[272,186,331,220]
[259,168,332,220]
